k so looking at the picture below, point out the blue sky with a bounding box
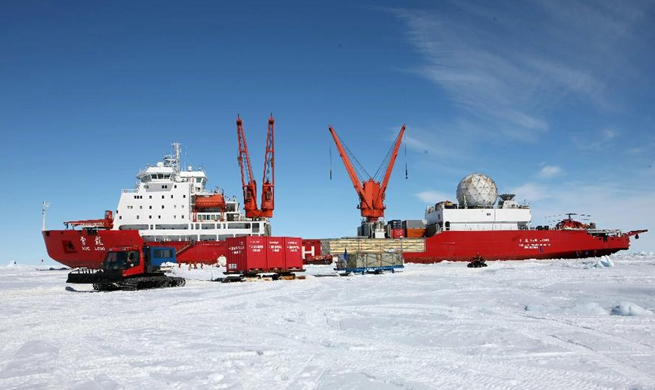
[2,0,654,265]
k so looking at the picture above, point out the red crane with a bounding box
[236,115,275,219]
[328,124,406,222]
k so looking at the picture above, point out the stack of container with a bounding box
[388,219,404,238]
[403,220,426,238]
[225,236,303,274]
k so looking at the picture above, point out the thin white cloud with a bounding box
[572,127,619,151]
[415,190,453,204]
[509,183,550,202]
[538,165,563,179]
[391,1,653,142]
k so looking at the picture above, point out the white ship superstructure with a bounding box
[424,173,531,232]
[114,143,270,242]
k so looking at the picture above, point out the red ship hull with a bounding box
[44,227,642,269]
[43,230,230,269]
[402,229,634,263]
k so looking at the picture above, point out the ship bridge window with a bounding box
[252,223,260,233]
[164,174,170,179]
[155,224,188,230]
[120,224,149,230]
[230,222,251,229]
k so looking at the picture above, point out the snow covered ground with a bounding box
[1,254,655,390]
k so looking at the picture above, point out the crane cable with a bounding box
[404,132,408,179]
[329,143,332,180]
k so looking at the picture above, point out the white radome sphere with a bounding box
[456,173,498,207]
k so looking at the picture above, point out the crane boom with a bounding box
[259,115,275,218]
[380,125,406,195]
[236,115,275,219]
[236,116,258,217]
[328,124,405,222]
[328,126,366,200]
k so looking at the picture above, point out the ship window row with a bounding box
[119,222,261,231]
[196,214,229,222]
[118,215,186,220]
[150,174,171,180]
[141,233,257,242]
[136,195,187,199]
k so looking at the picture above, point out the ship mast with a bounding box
[42,201,50,231]
[172,142,181,176]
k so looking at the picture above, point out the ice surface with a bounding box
[611,302,654,317]
[1,255,655,389]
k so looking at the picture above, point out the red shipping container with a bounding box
[301,239,322,260]
[266,236,286,269]
[284,237,303,270]
[225,236,266,273]
[391,228,405,238]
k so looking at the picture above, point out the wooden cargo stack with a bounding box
[321,237,425,255]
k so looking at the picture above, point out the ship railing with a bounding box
[587,229,622,236]
[122,188,138,193]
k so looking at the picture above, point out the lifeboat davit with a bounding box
[194,194,226,210]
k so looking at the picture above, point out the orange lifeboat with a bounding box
[194,194,226,210]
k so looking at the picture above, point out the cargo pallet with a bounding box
[336,265,403,275]
[214,270,304,283]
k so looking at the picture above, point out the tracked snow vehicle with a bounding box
[66,245,185,291]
